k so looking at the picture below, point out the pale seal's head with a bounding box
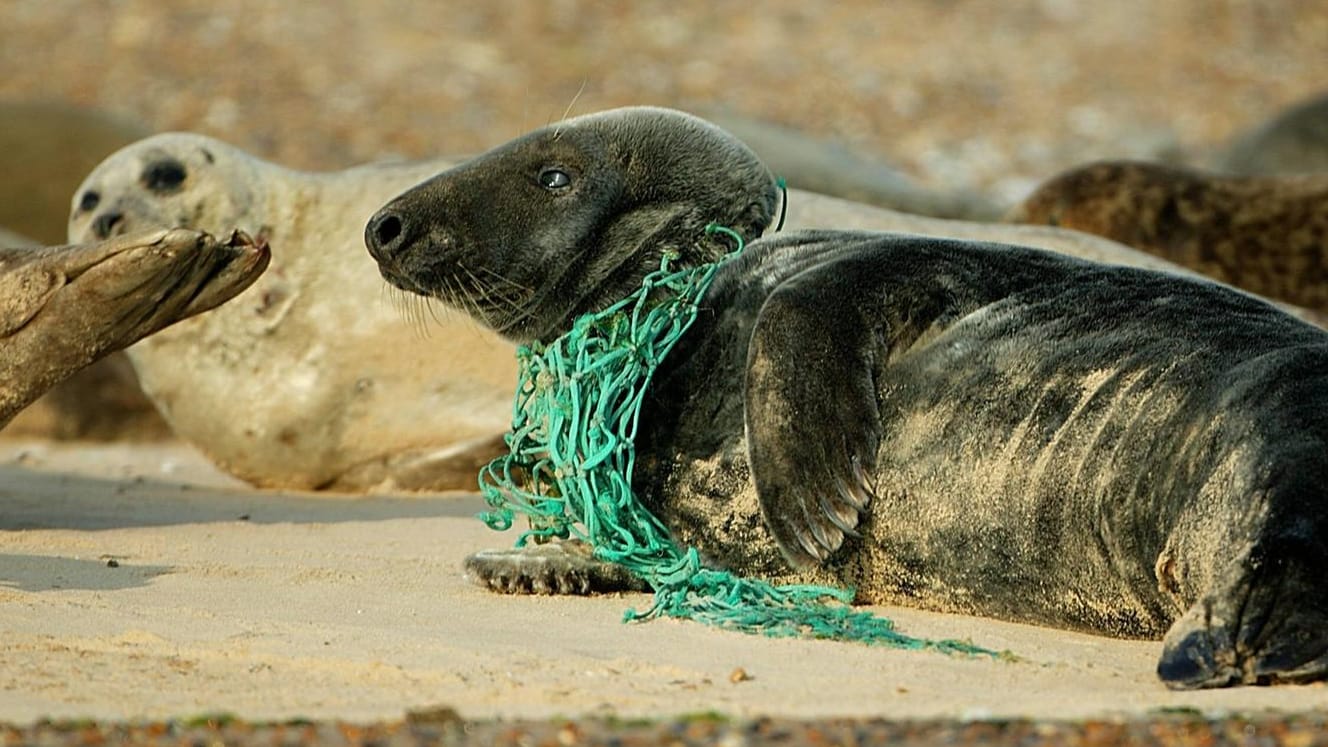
[68,133,266,244]
[365,106,780,343]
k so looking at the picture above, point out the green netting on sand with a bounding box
[478,224,998,656]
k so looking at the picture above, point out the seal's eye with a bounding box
[78,190,100,212]
[538,168,571,190]
[141,158,188,194]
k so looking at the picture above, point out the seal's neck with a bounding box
[532,210,733,345]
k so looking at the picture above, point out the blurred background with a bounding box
[3,0,1325,211]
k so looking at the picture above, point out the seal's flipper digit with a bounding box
[744,255,884,569]
[462,541,649,596]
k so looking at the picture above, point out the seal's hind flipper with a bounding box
[462,540,649,595]
[743,253,885,569]
[1158,534,1328,688]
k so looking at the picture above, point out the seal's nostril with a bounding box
[366,212,406,261]
[376,215,401,246]
[92,211,124,240]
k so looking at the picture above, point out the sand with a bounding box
[1,441,1325,724]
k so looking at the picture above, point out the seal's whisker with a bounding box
[467,267,537,325]
[436,277,498,337]
[451,265,536,334]
[412,294,436,339]
[404,294,426,338]
[387,285,433,340]
[552,80,589,139]
[422,295,454,329]
[461,265,528,315]
[444,274,483,321]
[475,265,534,295]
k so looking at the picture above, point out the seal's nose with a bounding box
[365,210,406,264]
[92,210,124,240]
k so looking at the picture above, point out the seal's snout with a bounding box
[365,209,407,264]
[92,210,125,240]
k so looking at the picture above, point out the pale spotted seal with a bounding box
[1007,160,1328,313]
[1,229,268,428]
[68,134,517,491]
[366,106,1328,689]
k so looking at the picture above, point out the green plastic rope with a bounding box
[478,224,997,656]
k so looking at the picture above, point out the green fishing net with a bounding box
[478,224,996,656]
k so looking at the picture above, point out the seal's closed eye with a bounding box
[538,168,571,190]
[142,158,188,194]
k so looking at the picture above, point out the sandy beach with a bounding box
[2,441,1325,724]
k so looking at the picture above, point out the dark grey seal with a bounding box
[0,229,269,428]
[364,106,1328,690]
[1218,91,1328,176]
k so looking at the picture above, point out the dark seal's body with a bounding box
[1007,160,1328,313]
[640,233,1328,642]
[366,107,1328,690]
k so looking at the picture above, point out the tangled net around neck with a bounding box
[478,224,997,656]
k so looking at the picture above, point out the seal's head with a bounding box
[365,107,779,343]
[68,133,265,244]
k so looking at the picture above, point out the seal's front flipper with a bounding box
[744,258,884,569]
[463,540,649,595]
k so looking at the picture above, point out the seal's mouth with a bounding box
[379,257,544,341]
[377,265,431,297]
